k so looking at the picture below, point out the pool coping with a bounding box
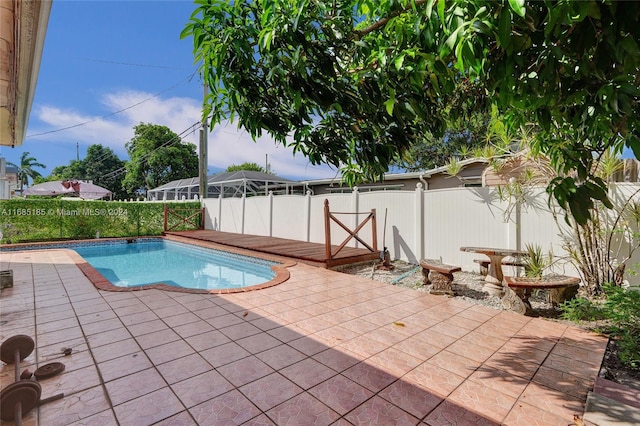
[1,235,295,294]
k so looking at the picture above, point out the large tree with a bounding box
[8,152,46,194]
[122,123,199,196]
[395,109,494,171]
[226,162,270,173]
[183,0,640,223]
[50,144,127,199]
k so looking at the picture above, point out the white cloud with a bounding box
[27,90,338,181]
[207,121,338,180]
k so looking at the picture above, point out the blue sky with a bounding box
[1,0,338,182]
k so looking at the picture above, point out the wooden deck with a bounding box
[165,230,381,268]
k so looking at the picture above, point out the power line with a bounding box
[25,72,198,139]
[79,57,185,70]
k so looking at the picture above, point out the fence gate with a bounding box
[163,205,205,232]
[324,199,377,262]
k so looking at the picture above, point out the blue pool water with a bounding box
[6,239,277,290]
[76,239,277,289]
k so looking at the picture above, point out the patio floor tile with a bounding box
[279,357,335,389]
[345,395,419,425]
[145,339,195,365]
[342,361,397,393]
[38,385,112,425]
[256,344,307,370]
[104,368,167,405]
[423,399,500,425]
[113,387,185,425]
[189,389,261,425]
[266,392,340,425]
[447,379,517,423]
[308,374,374,415]
[378,378,443,419]
[155,353,213,385]
[216,355,274,387]
[0,248,612,426]
[172,370,235,408]
[239,372,303,411]
[199,342,251,368]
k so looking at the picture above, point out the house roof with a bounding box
[147,170,297,197]
[299,158,489,185]
[0,1,52,147]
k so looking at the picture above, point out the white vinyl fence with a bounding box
[202,183,640,286]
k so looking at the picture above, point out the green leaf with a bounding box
[384,98,395,116]
[620,35,639,56]
[425,0,437,17]
[443,25,464,56]
[569,196,590,225]
[498,8,512,48]
[508,0,526,18]
[437,0,446,27]
[627,134,640,159]
[394,54,405,71]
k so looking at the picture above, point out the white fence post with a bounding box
[217,195,223,231]
[305,190,312,242]
[415,182,425,260]
[352,186,359,248]
[268,191,274,237]
[505,199,519,249]
[241,194,246,234]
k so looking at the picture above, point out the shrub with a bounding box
[0,199,202,243]
[561,285,640,369]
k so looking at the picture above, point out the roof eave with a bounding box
[0,0,52,147]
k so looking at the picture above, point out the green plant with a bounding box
[555,178,640,295]
[0,199,203,242]
[602,285,640,368]
[561,285,640,369]
[445,158,463,177]
[560,297,606,322]
[522,243,553,278]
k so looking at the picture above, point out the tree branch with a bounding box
[353,0,428,39]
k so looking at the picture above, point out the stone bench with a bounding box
[502,275,581,315]
[419,259,461,295]
[474,258,525,276]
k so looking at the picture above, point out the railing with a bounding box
[324,199,377,261]
[163,205,205,231]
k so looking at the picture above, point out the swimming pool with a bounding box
[3,238,281,291]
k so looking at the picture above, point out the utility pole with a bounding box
[199,82,209,199]
[76,142,79,161]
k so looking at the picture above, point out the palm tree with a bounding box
[8,152,46,194]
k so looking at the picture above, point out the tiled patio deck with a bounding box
[0,249,609,425]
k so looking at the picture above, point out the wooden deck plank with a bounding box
[165,230,380,268]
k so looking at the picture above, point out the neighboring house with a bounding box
[6,163,19,196]
[304,155,640,196]
[147,171,303,201]
[481,153,640,186]
[0,0,51,148]
[302,158,488,195]
[0,158,19,199]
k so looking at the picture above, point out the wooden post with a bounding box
[371,208,377,252]
[201,207,205,230]
[324,199,332,260]
[163,204,168,232]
